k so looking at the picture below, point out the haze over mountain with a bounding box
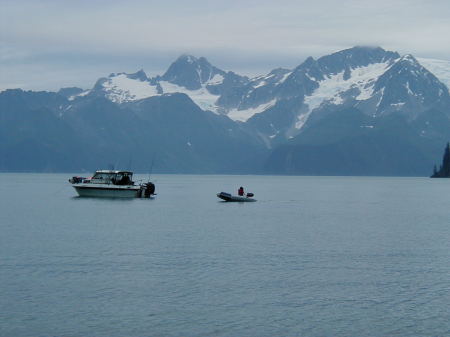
[1,46,449,175]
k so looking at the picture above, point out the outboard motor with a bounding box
[142,182,155,198]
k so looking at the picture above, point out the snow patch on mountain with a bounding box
[228,99,277,122]
[159,81,220,112]
[417,57,450,91]
[391,102,405,109]
[102,74,159,103]
[69,90,90,101]
[208,74,224,85]
[278,71,292,84]
[250,70,291,89]
[254,80,267,89]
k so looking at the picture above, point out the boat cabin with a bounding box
[90,170,134,185]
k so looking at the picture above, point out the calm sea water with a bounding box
[1,174,450,337]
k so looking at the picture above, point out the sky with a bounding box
[1,0,450,91]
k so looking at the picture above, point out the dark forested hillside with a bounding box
[431,143,450,177]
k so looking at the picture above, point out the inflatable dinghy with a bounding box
[217,192,256,202]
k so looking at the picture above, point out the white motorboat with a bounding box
[69,170,155,198]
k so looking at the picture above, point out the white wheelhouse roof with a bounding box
[94,170,133,174]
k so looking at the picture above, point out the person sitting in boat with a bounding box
[113,174,131,185]
[238,186,244,196]
[119,175,131,185]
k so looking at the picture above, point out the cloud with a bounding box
[1,0,450,90]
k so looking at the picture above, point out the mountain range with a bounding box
[1,46,449,175]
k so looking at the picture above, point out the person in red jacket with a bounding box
[238,186,244,196]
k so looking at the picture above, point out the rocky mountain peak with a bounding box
[316,46,399,77]
[161,54,226,90]
[373,53,450,117]
[127,69,148,81]
[57,87,84,98]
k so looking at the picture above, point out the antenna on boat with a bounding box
[127,156,133,171]
[148,152,156,183]
[148,158,154,182]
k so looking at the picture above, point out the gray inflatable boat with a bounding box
[217,192,256,202]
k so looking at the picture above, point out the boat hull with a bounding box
[73,185,141,198]
[217,192,256,202]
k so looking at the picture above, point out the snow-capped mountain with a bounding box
[259,48,450,175]
[291,52,449,126]
[369,54,449,117]
[80,55,249,113]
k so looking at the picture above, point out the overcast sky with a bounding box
[1,0,450,91]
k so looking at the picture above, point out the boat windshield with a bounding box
[92,172,114,181]
[91,171,133,185]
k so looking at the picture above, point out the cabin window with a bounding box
[93,173,113,180]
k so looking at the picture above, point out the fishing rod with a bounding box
[148,155,155,183]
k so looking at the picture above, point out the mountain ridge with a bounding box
[1,46,449,175]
